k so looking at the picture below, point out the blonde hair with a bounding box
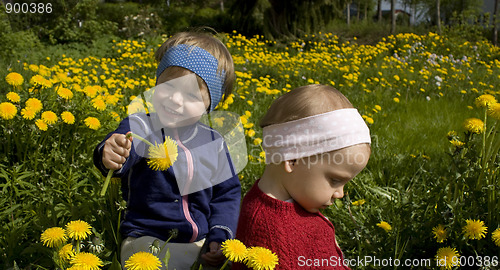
[260,84,354,128]
[155,31,235,101]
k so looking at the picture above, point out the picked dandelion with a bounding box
[462,219,487,240]
[147,136,178,171]
[245,246,279,270]
[40,227,67,248]
[124,251,162,270]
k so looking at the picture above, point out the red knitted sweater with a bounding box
[232,180,350,270]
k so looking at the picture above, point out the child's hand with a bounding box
[201,241,225,266]
[102,133,132,170]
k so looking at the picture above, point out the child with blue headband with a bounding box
[93,31,240,269]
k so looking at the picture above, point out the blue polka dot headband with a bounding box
[156,44,225,112]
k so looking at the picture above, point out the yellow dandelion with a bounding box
[70,252,103,270]
[450,139,465,148]
[253,138,262,145]
[84,86,98,98]
[245,247,279,270]
[432,224,447,243]
[0,102,17,120]
[487,103,500,120]
[475,94,497,108]
[124,251,162,270]
[351,199,365,206]
[492,228,500,246]
[61,111,75,124]
[435,247,460,269]
[462,219,487,240]
[376,221,392,232]
[21,107,37,120]
[65,220,92,241]
[35,119,48,131]
[110,111,120,121]
[247,129,256,137]
[30,75,45,88]
[84,117,101,130]
[40,227,67,248]
[57,87,74,100]
[147,137,178,171]
[59,243,75,261]
[365,117,374,125]
[6,92,21,103]
[92,98,107,111]
[41,111,58,125]
[463,118,484,134]
[221,239,247,263]
[25,98,43,113]
[28,64,39,72]
[6,72,24,87]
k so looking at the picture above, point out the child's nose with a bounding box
[170,91,183,105]
[332,187,344,199]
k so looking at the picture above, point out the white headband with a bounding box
[262,108,371,164]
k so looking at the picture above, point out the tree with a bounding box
[377,0,383,22]
[437,0,441,34]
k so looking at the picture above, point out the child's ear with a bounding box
[284,159,296,173]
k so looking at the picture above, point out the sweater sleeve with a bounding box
[93,114,148,177]
[206,143,241,244]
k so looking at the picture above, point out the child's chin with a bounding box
[160,118,199,128]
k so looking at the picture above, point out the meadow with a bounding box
[1,31,500,269]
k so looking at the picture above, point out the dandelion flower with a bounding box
[40,227,67,248]
[70,252,103,270]
[245,247,279,270]
[462,219,487,240]
[92,98,107,111]
[41,111,58,124]
[6,92,21,103]
[30,75,52,88]
[247,129,256,137]
[393,97,400,103]
[59,243,75,261]
[432,224,447,243]
[84,117,101,130]
[463,118,484,134]
[253,138,262,145]
[25,98,43,113]
[221,239,247,263]
[61,111,75,124]
[492,228,500,246]
[435,247,460,269]
[21,107,37,120]
[57,87,74,100]
[365,117,374,124]
[66,220,92,241]
[0,102,17,120]
[147,137,178,171]
[475,94,497,108]
[449,139,465,148]
[6,72,24,87]
[124,251,162,270]
[376,221,392,232]
[487,103,500,120]
[35,119,48,131]
[352,199,365,206]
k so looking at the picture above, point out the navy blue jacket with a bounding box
[93,113,241,244]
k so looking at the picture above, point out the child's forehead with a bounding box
[158,66,193,81]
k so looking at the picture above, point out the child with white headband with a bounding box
[93,31,241,269]
[233,84,371,269]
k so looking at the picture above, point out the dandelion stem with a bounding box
[219,260,229,270]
